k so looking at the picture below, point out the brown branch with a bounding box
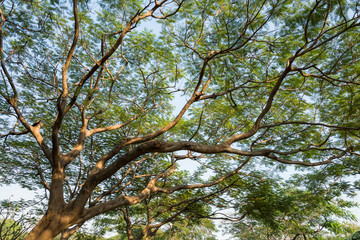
[121,207,134,240]
[298,20,360,59]
[224,56,294,145]
[304,0,322,44]
[118,59,210,147]
[86,107,154,137]
[198,83,255,100]
[266,149,349,166]
[36,165,51,191]
[0,9,17,100]
[189,101,208,141]
[0,129,30,137]
[151,0,185,19]
[61,0,79,98]
[88,58,211,176]
[260,120,360,131]
[60,222,84,240]
[224,17,360,146]
[71,137,349,223]
[77,155,251,223]
[0,10,52,162]
[51,0,80,167]
[90,154,157,206]
[63,3,169,116]
[86,139,351,201]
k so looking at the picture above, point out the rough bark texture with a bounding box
[27,212,70,240]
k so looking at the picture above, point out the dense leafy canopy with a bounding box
[0,0,360,239]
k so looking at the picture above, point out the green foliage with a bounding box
[0,200,33,240]
[348,231,360,240]
[0,219,25,240]
[223,172,358,240]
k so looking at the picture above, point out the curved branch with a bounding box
[265,149,349,166]
[260,121,360,131]
[62,0,79,98]
[224,57,294,145]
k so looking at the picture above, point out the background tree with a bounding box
[348,231,360,240]
[1,0,360,239]
[0,200,34,240]
[222,173,358,239]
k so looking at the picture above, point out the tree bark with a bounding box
[25,210,76,240]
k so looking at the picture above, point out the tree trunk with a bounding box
[25,210,75,240]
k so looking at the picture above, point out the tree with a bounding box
[222,173,358,240]
[348,231,360,240]
[0,200,33,240]
[1,0,360,239]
